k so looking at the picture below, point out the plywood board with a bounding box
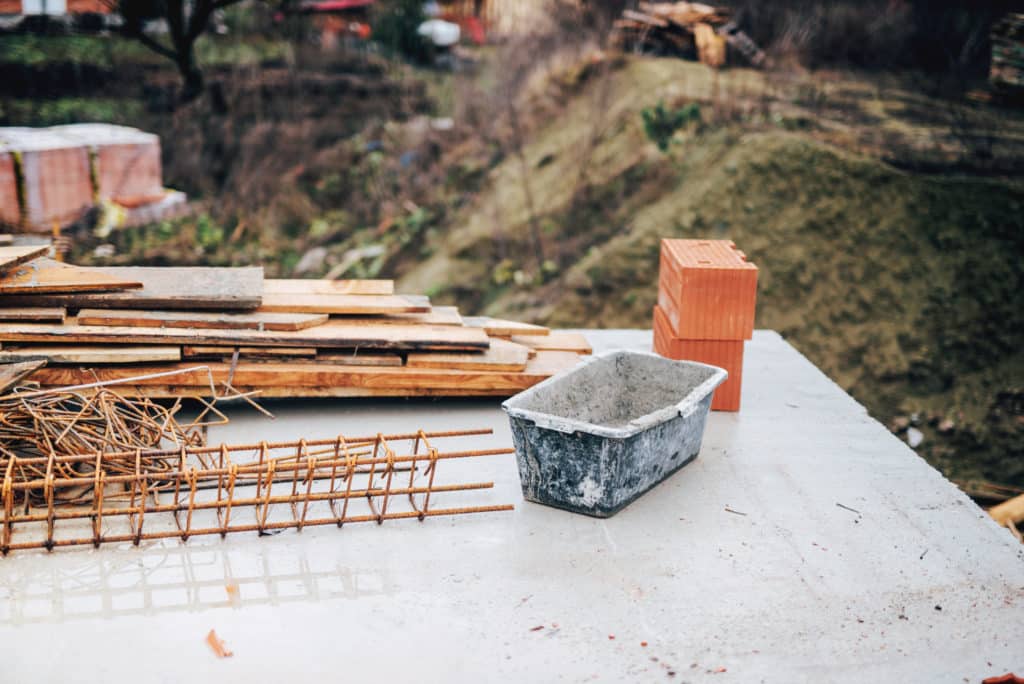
[28,350,583,394]
[0,320,490,351]
[0,307,66,323]
[510,332,593,354]
[258,292,430,315]
[0,345,180,364]
[407,339,530,372]
[0,245,49,273]
[77,309,328,332]
[0,266,264,310]
[326,306,463,327]
[0,258,143,294]
[0,359,45,394]
[463,316,549,337]
[264,279,394,296]
[183,346,316,359]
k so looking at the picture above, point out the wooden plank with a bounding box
[314,351,404,367]
[0,345,180,364]
[0,359,45,394]
[28,350,584,394]
[407,339,530,371]
[510,332,593,354]
[0,320,491,351]
[0,307,66,323]
[463,316,550,337]
[263,279,394,296]
[0,245,49,273]
[77,309,328,332]
[183,345,316,359]
[0,258,144,295]
[115,386,538,399]
[0,266,264,310]
[258,292,430,315]
[326,307,463,327]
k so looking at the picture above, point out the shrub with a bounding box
[641,101,701,152]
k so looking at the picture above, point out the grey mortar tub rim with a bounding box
[501,350,728,439]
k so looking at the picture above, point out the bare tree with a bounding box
[112,0,251,101]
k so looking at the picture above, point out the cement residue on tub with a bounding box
[503,350,726,517]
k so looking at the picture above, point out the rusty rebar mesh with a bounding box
[0,367,513,554]
[1,429,513,554]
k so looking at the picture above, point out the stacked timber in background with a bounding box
[0,125,185,232]
[653,238,757,411]
[612,2,764,68]
[0,246,591,398]
[991,13,1024,96]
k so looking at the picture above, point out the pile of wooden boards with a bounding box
[611,2,765,68]
[0,245,591,398]
[991,13,1024,96]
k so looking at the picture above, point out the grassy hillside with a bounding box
[396,58,1024,488]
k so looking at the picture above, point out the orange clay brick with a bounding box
[0,148,19,226]
[658,239,757,340]
[653,305,744,411]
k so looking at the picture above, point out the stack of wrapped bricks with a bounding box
[0,124,164,230]
[653,239,758,411]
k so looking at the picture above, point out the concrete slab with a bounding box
[0,330,1020,682]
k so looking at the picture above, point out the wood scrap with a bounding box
[0,258,143,295]
[206,630,233,659]
[258,292,430,315]
[0,320,491,351]
[0,266,264,310]
[463,316,550,337]
[0,345,180,364]
[623,8,668,27]
[407,339,530,372]
[0,359,46,394]
[263,279,394,296]
[0,245,49,273]
[77,309,328,332]
[990,493,1024,527]
[510,332,593,354]
[611,2,763,67]
[0,307,66,323]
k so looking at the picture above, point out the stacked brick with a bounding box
[0,128,93,229]
[0,144,20,226]
[0,125,164,231]
[653,239,757,411]
[51,124,163,205]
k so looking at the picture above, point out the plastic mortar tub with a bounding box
[502,350,727,517]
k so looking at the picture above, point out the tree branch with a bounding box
[122,25,177,61]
